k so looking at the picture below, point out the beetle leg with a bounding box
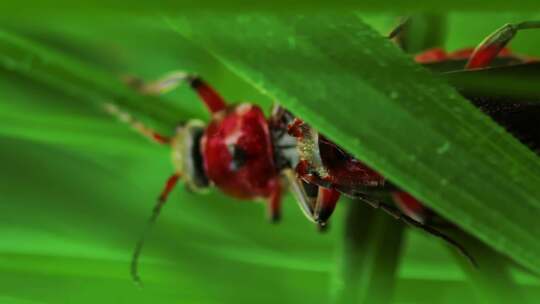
[357,194,477,267]
[131,173,181,286]
[466,21,540,69]
[283,169,340,225]
[123,71,227,114]
[267,178,283,223]
[283,169,317,223]
[104,103,170,144]
[313,188,341,225]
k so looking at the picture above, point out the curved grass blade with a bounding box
[330,15,443,304]
[170,13,540,274]
[449,230,529,304]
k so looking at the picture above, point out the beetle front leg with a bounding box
[284,169,317,223]
[313,188,340,225]
[123,71,227,114]
[284,169,323,225]
[466,21,540,69]
[283,169,340,226]
[266,178,283,223]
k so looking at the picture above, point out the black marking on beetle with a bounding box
[188,76,204,89]
[191,128,210,187]
[229,144,248,172]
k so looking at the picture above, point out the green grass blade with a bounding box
[449,231,529,304]
[170,13,540,274]
[2,1,540,16]
[330,15,443,304]
[395,14,447,53]
[331,202,404,304]
[0,30,183,130]
[443,64,540,102]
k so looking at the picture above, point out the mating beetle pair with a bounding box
[105,21,540,284]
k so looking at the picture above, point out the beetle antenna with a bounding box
[131,173,181,286]
[358,195,477,267]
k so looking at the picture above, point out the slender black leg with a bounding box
[283,169,317,223]
[131,173,181,286]
[357,194,477,267]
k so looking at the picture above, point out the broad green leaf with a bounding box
[443,64,540,102]
[170,13,540,275]
[330,15,440,304]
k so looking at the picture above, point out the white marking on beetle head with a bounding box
[236,103,253,116]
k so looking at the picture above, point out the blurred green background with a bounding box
[1,10,540,304]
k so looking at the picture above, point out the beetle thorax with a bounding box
[200,104,279,199]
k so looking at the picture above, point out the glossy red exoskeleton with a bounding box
[105,21,540,284]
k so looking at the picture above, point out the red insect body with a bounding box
[467,45,510,69]
[415,47,476,63]
[202,104,278,200]
[318,136,385,188]
[414,47,515,65]
[287,119,383,188]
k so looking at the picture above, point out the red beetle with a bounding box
[105,21,539,284]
